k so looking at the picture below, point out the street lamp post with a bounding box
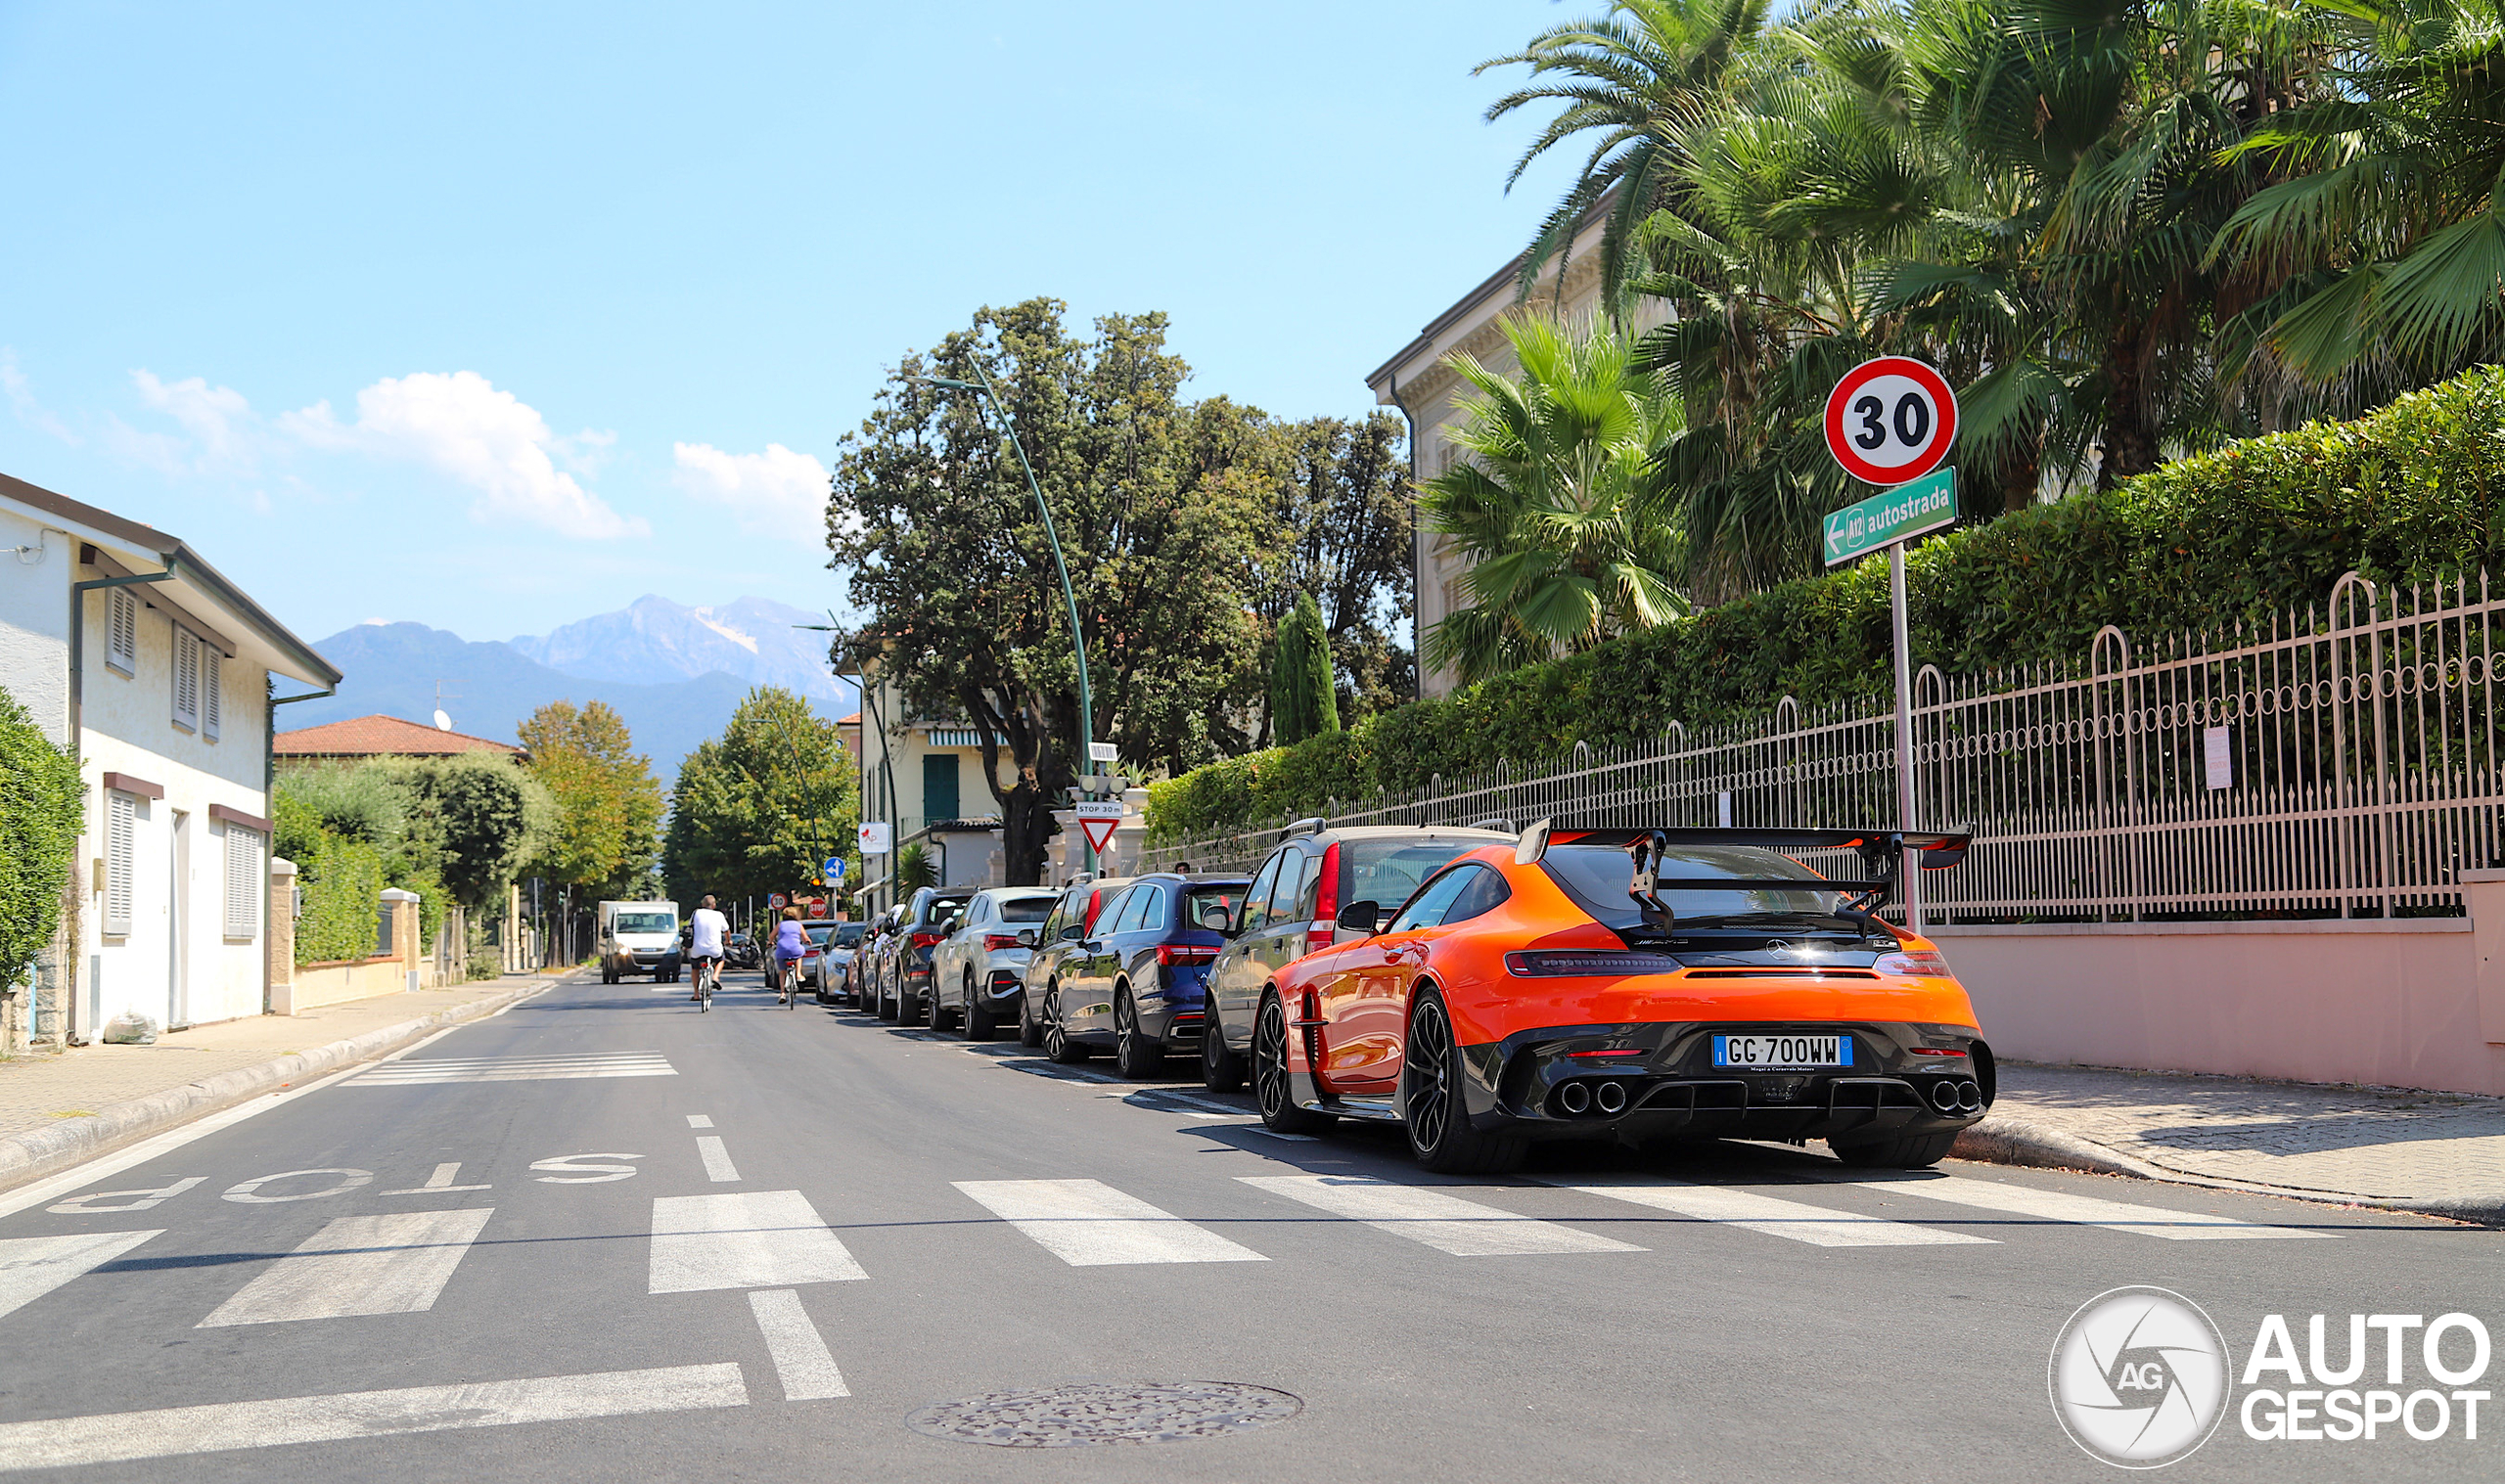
[922,366,1100,875]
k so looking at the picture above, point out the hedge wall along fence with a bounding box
[274,791,390,966]
[1148,366,2505,841]
[0,686,81,993]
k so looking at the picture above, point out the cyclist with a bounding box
[687,894,729,1005]
[769,906,808,1007]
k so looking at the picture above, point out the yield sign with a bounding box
[1074,799,1123,855]
[1080,817,1120,855]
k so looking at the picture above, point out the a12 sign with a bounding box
[1823,356,1957,486]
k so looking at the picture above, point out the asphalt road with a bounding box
[0,968,2495,1482]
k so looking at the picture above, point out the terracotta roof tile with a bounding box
[273,713,525,759]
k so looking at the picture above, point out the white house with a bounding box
[1,472,341,1039]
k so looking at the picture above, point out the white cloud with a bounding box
[672,441,830,534]
[1,349,80,445]
[133,370,254,470]
[283,371,648,539]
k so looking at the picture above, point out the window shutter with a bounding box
[108,589,138,675]
[222,824,261,938]
[105,790,136,935]
[172,629,199,730]
[203,648,221,741]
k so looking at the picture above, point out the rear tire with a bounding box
[963,973,997,1040]
[1017,990,1044,1048]
[1252,991,1335,1136]
[1828,1130,1960,1168]
[926,980,949,1031]
[1402,989,1525,1175]
[1042,985,1090,1063]
[1201,1007,1245,1094]
[877,970,899,1021]
[1114,991,1162,1079]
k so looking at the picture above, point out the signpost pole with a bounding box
[1890,542,1922,935]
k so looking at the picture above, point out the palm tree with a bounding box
[1478,0,1773,312]
[2207,0,2505,409]
[1419,318,1687,686]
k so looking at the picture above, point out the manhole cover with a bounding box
[906,1380,1302,1448]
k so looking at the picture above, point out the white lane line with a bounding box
[748,1288,847,1400]
[0,1363,748,1471]
[0,1232,161,1320]
[687,1114,714,1129]
[955,1179,1267,1267]
[382,1162,490,1195]
[696,1137,741,1183]
[1547,1179,1992,1248]
[1825,1174,2335,1239]
[1239,1175,1642,1257]
[0,1023,467,1221]
[648,1191,867,1293]
[199,1208,495,1327]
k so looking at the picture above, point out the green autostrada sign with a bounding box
[1821,466,1957,567]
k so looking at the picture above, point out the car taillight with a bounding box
[1304,841,1342,954]
[1158,944,1217,966]
[1907,1045,1968,1057]
[1873,949,1955,978]
[1505,950,1685,977]
[983,933,1020,951]
[912,931,941,949]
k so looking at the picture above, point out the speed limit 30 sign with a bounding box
[1823,356,1957,486]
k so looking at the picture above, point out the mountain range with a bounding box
[288,596,856,779]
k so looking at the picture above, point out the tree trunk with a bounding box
[2098,319,2162,487]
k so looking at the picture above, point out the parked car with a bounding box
[1032,873,1252,1075]
[886,887,977,1023]
[812,921,867,1003]
[925,887,1061,1037]
[1018,877,1135,1049]
[1252,823,1987,1173]
[866,907,911,1017]
[852,911,900,1009]
[1201,822,1516,1092]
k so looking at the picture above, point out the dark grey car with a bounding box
[1200,823,1513,1092]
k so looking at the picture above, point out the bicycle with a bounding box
[695,957,716,1012]
[779,958,800,1009]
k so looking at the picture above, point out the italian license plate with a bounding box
[1713,1034,1850,1069]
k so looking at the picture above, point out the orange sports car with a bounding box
[1251,822,1987,1173]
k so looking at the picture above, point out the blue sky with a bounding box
[0,1,1581,647]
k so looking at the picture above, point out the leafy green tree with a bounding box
[1419,316,1686,685]
[831,299,1267,882]
[1268,592,1341,745]
[423,755,544,910]
[891,842,936,893]
[519,699,663,898]
[1247,413,1417,723]
[663,687,859,905]
[0,687,79,995]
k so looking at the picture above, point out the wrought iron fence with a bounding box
[1142,570,2505,922]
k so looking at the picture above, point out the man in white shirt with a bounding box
[687,895,730,999]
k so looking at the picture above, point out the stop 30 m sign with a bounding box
[1823,356,1957,486]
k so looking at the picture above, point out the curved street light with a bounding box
[921,366,1100,874]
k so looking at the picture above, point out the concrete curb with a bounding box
[0,976,564,1195]
[1953,1114,2505,1228]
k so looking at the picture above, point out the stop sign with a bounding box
[1824,356,1957,486]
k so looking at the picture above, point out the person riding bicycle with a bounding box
[687,895,729,1003]
[770,907,808,1005]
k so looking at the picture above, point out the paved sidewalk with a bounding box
[1960,1061,2505,1223]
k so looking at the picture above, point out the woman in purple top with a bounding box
[771,908,809,1004]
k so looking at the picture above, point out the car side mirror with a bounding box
[1016,927,1037,949]
[1201,905,1234,935]
[1337,899,1381,935]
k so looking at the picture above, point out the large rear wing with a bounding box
[1512,821,1973,932]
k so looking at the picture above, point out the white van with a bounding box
[599,900,682,984]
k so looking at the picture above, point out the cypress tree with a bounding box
[1268,591,1341,746]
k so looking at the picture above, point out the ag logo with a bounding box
[2050,1286,2230,1468]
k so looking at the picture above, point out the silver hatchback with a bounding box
[926,886,1063,1038]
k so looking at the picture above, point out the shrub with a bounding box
[0,687,80,994]
[1150,366,2505,839]
[293,830,386,966]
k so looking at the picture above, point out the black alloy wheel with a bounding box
[1252,991,1334,1135]
[1114,991,1162,1079]
[926,977,948,1031]
[1201,1006,1245,1094]
[1042,984,1090,1063]
[878,967,899,1021]
[963,971,997,1041]
[1401,990,1525,1175]
[1017,987,1044,1048]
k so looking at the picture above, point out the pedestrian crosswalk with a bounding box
[199,1209,495,1326]
[349,1052,677,1086]
[1240,1174,1642,1257]
[953,1179,1268,1267]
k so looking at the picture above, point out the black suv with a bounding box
[1032,873,1252,1077]
[887,886,974,1023]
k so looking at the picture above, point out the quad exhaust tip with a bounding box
[1931,1080,1963,1113]
[1594,1080,1627,1114]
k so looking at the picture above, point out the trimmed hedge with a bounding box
[1150,366,2505,841]
[0,686,81,994]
